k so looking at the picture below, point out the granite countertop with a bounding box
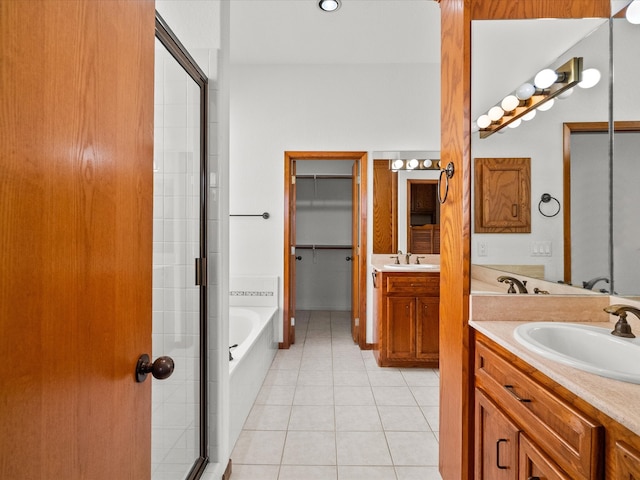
[469,319,640,437]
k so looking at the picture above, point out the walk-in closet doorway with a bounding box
[283,152,368,350]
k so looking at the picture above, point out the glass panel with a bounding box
[152,37,202,479]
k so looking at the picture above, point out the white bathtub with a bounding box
[228,306,278,448]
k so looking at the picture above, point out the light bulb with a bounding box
[477,115,491,129]
[508,119,522,129]
[534,68,558,89]
[558,87,574,99]
[488,106,504,121]
[406,159,419,170]
[627,0,640,24]
[501,95,520,112]
[522,110,537,121]
[318,0,340,12]
[391,159,404,170]
[578,68,601,89]
[423,159,433,168]
[537,98,555,111]
[516,83,535,101]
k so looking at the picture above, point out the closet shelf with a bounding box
[296,174,353,180]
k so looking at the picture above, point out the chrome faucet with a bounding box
[583,276,609,290]
[603,304,639,338]
[497,275,528,294]
[405,252,412,264]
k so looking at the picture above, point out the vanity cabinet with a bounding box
[474,334,603,480]
[614,442,640,479]
[372,271,439,367]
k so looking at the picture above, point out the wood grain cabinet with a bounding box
[615,442,640,479]
[474,335,602,480]
[474,157,531,233]
[372,271,439,367]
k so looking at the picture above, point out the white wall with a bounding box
[229,62,440,342]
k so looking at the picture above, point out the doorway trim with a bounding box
[283,151,368,349]
[562,121,640,284]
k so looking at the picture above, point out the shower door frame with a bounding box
[155,13,209,479]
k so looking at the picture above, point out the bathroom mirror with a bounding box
[470,9,640,297]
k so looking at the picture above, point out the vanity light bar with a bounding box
[478,57,583,139]
[389,159,441,171]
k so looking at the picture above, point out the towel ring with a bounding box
[538,193,561,217]
[438,162,455,204]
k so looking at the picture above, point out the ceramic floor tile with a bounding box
[288,405,335,431]
[377,406,430,432]
[409,386,440,407]
[300,356,334,371]
[297,370,334,386]
[278,465,337,480]
[333,370,370,386]
[334,386,375,406]
[263,369,299,386]
[293,385,334,405]
[243,405,291,430]
[227,464,279,480]
[385,432,439,466]
[231,430,286,465]
[395,466,443,480]
[337,465,397,480]
[372,386,417,406]
[255,385,296,405]
[282,431,337,465]
[335,405,382,432]
[399,369,440,387]
[420,406,440,432]
[367,369,407,387]
[336,431,393,466]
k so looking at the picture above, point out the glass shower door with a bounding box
[152,14,208,479]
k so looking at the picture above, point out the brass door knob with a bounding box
[135,354,174,382]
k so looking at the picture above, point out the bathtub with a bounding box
[228,306,278,448]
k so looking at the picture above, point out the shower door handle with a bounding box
[135,354,174,382]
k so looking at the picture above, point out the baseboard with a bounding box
[221,459,232,480]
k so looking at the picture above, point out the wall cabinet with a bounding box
[372,271,439,367]
[474,157,531,233]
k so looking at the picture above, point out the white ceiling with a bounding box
[229,0,442,64]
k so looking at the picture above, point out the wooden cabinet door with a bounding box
[475,388,519,480]
[474,157,531,233]
[416,296,439,363]
[386,297,416,360]
[615,442,640,480]
[519,435,571,480]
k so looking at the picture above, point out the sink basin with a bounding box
[383,264,439,270]
[514,322,640,384]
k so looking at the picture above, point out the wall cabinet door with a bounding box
[386,296,416,359]
[475,388,519,480]
[416,296,439,361]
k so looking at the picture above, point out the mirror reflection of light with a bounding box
[627,0,640,24]
[522,109,536,121]
[578,68,601,89]
[537,98,555,111]
[558,87,574,99]
[508,119,522,129]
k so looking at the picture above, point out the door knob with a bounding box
[135,354,174,383]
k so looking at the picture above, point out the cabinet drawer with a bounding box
[384,274,439,295]
[475,340,602,480]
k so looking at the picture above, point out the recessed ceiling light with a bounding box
[318,0,341,12]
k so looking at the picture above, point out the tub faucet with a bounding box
[229,344,238,361]
[497,275,528,294]
[583,276,609,290]
[603,304,639,338]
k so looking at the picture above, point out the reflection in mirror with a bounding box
[372,151,440,254]
[471,18,611,294]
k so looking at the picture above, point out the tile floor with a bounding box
[230,310,443,480]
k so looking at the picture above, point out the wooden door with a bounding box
[351,161,360,342]
[0,1,154,478]
[475,389,519,480]
[287,160,297,345]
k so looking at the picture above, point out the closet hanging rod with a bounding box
[230,212,270,219]
[295,244,352,250]
[295,174,353,180]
